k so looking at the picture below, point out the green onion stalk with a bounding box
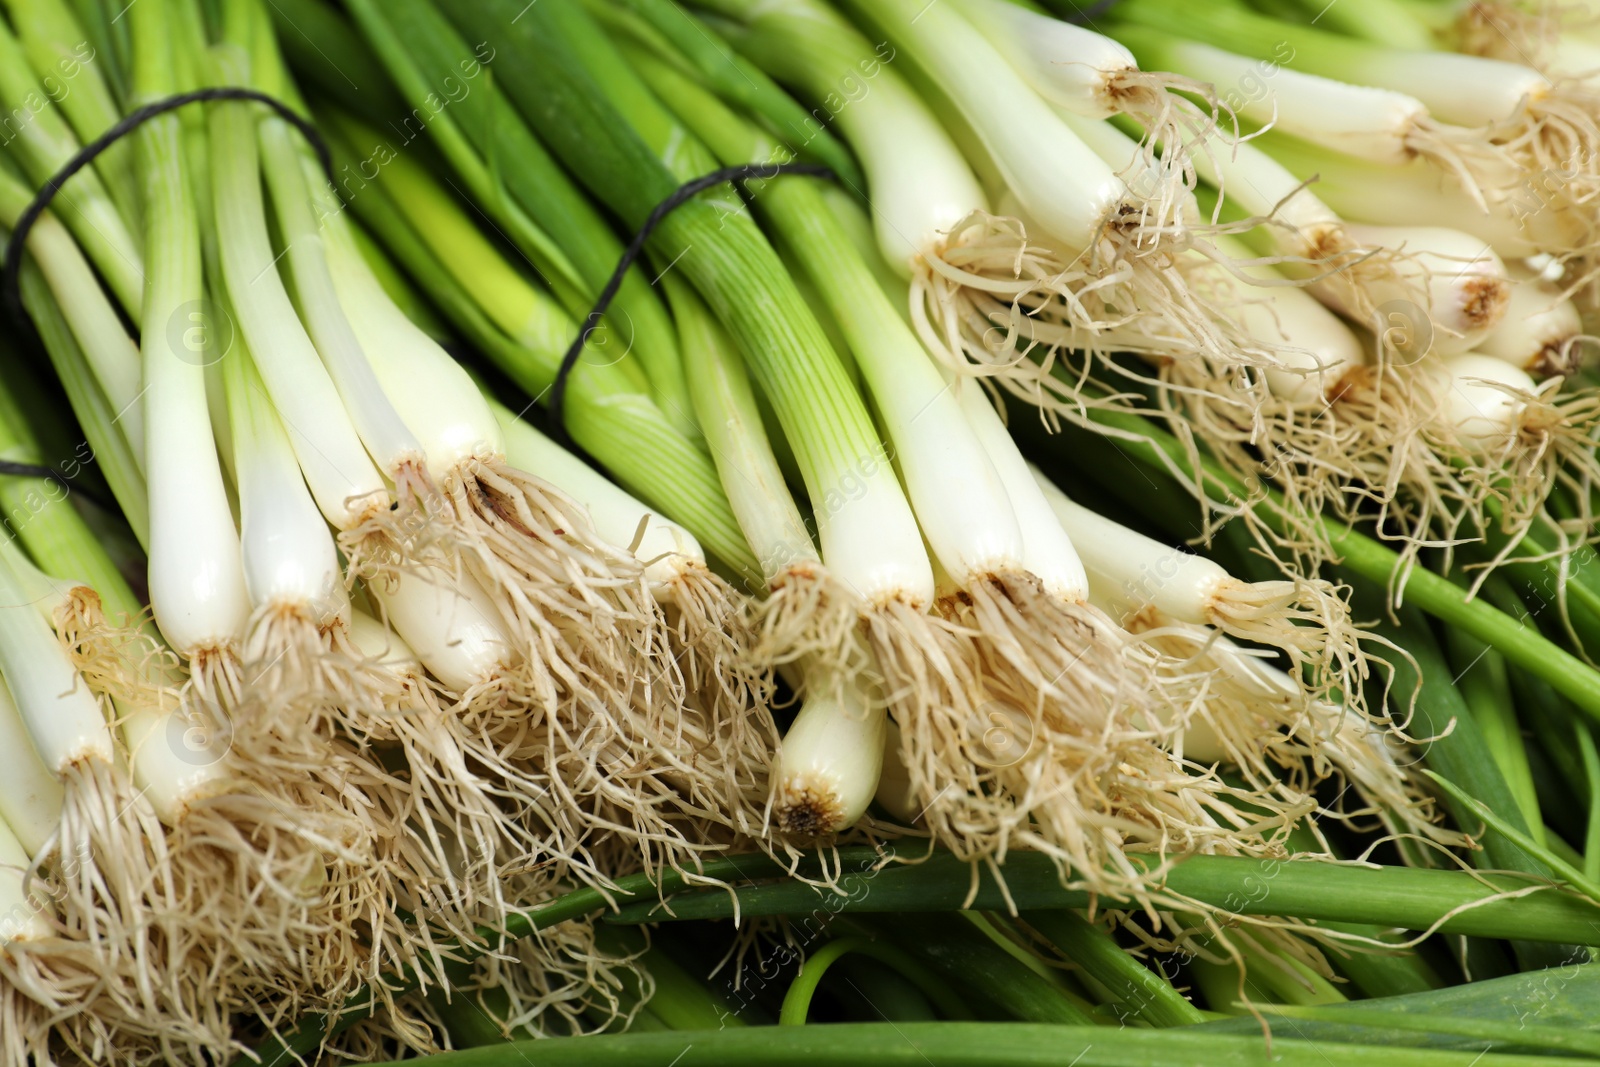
[0,164,146,541]
[370,1021,1600,1067]
[3,0,143,229]
[0,4,142,313]
[667,271,888,837]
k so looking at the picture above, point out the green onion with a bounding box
[0,9,142,310]
[362,1020,1600,1067]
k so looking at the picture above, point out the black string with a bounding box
[0,459,111,512]
[546,161,836,451]
[3,87,334,330]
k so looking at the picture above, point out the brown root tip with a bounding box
[1325,364,1375,404]
[1461,277,1512,330]
[934,589,975,614]
[1532,341,1584,379]
[776,564,818,587]
[774,778,846,838]
[1309,226,1354,262]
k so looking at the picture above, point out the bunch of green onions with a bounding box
[0,0,1597,1062]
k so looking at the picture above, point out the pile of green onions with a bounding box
[0,0,1596,1062]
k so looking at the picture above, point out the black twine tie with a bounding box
[0,458,111,512]
[3,86,333,330]
[545,161,836,451]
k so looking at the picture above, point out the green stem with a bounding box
[1443,628,1544,847]
[1278,825,1442,999]
[1021,911,1205,1027]
[1269,0,1437,49]
[1581,728,1600,885]
[1197,961,1600,1042]
[1425,771,1600,905]
[1319,922,1443,999]
[444,0,901,527]
[262,0,408,125]
[0,12,143,313]
[871,913,1096,1025]
[1259,1004,1600,1057]
[362,1021,1600,1066]
[777,936,968,1025]
[1244,953,1348,1007]
[338,0,698,435]
[4,0,141,227]
[670,273,816,583]
[0,341,140,616]
[602,849,1600,945]
[830,956,940,1022]
[640,954,744,1031]
[594,0,862,188]
[10,264,148,549]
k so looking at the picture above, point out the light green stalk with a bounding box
[3,0,141,228]
[13,264,147,548]
[0,343,139,603]
[674,275,815,585]
[594,0,862,187]
[0,9,142,311]
[0,157,143,473]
